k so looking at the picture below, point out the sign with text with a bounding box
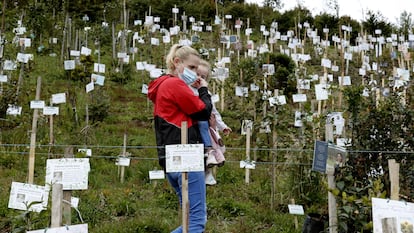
[288,204,305,215]
[372,198,414,233]
[312,141,328,173]
[8,182,49,212]
[165,144,204,172]
[27,224,88,233]
[45,158,90,190]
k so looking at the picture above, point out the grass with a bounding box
[0,26,328,232]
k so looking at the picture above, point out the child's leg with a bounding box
[198,121,212,148]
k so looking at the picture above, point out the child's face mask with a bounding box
[180,67,198,85]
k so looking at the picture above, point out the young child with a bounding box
[194,60,232,185]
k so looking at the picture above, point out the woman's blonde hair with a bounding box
[165,44,200,74]
[198,60,211,81]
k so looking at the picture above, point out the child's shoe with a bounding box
[205,169,217,186]
[206,149,219,168]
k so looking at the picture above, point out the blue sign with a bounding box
[312,141,328,173]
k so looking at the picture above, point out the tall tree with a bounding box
[362,10,393,37]
[398,11,413,37]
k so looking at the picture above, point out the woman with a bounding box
[147,44,212,233]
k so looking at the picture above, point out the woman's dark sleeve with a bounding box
[189,86,212,121]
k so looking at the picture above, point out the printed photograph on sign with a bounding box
[165,144,204,173]
[326,144,347,175]
[8,182,49,212]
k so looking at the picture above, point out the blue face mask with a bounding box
[180,67,198,85]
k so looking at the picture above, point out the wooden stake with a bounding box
[245,125,251,184]
[120,133,127,183]
[51,183,63,228]
[28,76,41,184]
[327,173,338,233]
[181,121,189,233]
[290,199,299,229]
[326,125,337,233]
[63,147,73,225]
[388,159,400,200]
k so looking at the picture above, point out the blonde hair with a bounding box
[198,60,211,81]
[166,44,200,74]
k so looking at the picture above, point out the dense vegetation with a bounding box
[0,0,413,232]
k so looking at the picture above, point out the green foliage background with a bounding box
[0,0,413,232]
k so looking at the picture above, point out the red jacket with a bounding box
[148,74,212,169]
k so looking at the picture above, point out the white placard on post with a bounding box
[64,60,76,70]
[240,160,256,169]
[6,105,22,115]
[86,81,94,93]
[372,198,414,233]
[45,158,90,190]
[91,73,105,86]
[30,100,45,109]
[8,182,49,212]
[116,157,131,167]
[292,94,307,103]
[52,93,66,104]
[149,170,165,180]
[80,46,91,56]
[27,224,88,233]
[165,144,204,173]
[43,106,59,115]
[0,74,7,82]
[315,84,329,100]
[93,63,106,73]
[288,204,305,215]
[141,84,148,94]
[70,50,80,57]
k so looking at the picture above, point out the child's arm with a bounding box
[211,104,232,135]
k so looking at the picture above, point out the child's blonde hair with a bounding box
[165,44,200,74]
[198,59,211,81]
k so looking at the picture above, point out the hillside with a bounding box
[0,1,414,233]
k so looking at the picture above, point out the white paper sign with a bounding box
[0,74,7,82]
[43,106,59,115]
[80,46,91,56]
[27,224,88,233]
[30,100,45,109]
[86,81,94,93]
[315,84,329,100]
[292,94,307,103]
[45,158,90,190]
[211,94,219,103]
[93,63,106,73]
[8,182,49,212]
[150,68,163,78]
[91,74,105,86]
[52,93,66,104]
[64,60,76,70]
[372,198,414,233]
[240,160,256,169]
[71,197,80,209]
[149,170,165,180]
[235,86,248,97]
[70,50,80,57]
[6,105,22,115]
[4,60,16,70]
[288,204,304,215]
[141,84,148,94]
[116,157,130,167]
[165,144,204,172]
